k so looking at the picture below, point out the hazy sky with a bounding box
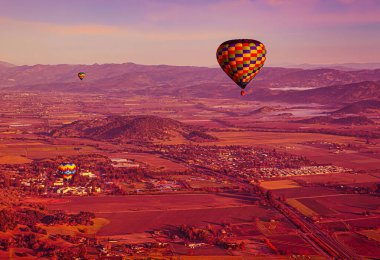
[0,0,379,66]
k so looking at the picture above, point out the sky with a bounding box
[0,0,379,67]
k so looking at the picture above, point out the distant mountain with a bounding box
[50,115,217,143]
[281,63,380,71]
[295,116,375,125]
[248,106,279,115]
[331,100,380,115]
[1,62,380,96]
[0,61,15,68]
[257,81,380,104]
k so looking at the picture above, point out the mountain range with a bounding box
[1,61,380,105]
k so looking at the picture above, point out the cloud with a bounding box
[0,16,122,36]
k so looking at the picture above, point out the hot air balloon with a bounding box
[57,162,77,180]
[241,91,246,96]
[78,72,86,80]
[216,39,266,94]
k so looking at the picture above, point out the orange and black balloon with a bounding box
[78,72,86,80]
[57,162,77,180]
[216,39,267,95]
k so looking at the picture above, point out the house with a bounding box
[53,178,64,186]
[80,171,97,178]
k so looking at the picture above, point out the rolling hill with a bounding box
[331,100,380,115]
[258,81,380,104]
[50,115,217,143]
[295,116,375,125]
[1,61,380,104]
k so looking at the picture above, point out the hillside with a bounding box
[1,62,379,95]
[331,100,380,115]
[0,61,15,68]
[258,81,380,104]
[295,116,375,125]
[50,115,217,143]
[248,106,279,115]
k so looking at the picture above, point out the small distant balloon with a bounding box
[216,39,267,95]
[241,91,246,96]
[57,162,77,180]
[78,72,86,80]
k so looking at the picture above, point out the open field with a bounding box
[314,194,380,217]
[40,218,110,236]
[336,232,380,258]
[357,229,380,243]
[0,155,32,164]
[259,180,300,190]
[271,187,340,199]
[286,198,317,217]
[97,206,270,235]
[208,131,359,146]
[292,172,380,185]
[297,198,337,216]
[122,152,188,171]
[46,194,277,236]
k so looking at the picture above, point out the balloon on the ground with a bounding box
[57,162,77,180]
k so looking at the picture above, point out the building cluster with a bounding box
[258,165,351,178]
[155,144,327,179]
[111,158,141,168]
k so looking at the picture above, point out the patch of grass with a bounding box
[260,180,300,190]
[358,229,380,243]
[40,217,110,236]
[286,199,317,217]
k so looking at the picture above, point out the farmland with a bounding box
[259,180,300,190]
[47,194,272,236]
[0,89,379,258]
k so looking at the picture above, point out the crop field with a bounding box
[321,217,380,231]
[286,199,317,217]
[268,235,317,255]
[123,152,188,171]
[336,232,380,258]
[207,131,358,146]
[297,198,337,216]
[271,187,339,199]
[357,229,380,243]
[259,180,300,190]
[292,172,380,185]
[0,155,32,164]
[313,194,380,217]
[47,194,278,236]
[40,218,110,236]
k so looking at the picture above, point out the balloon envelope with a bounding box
[78,72,86,80]
[216,39,266,89]
[58,162,77,180]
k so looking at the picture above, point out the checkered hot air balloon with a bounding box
[78,72,86,80]
[57,162,77,180]
[216,39,267,91]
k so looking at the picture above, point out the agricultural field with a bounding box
[46,194,275,236]
[336,232,380,259]
[121,152,188,171]
[259,180,300,190]
[357,229,380,243]
[292,172,380,186]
